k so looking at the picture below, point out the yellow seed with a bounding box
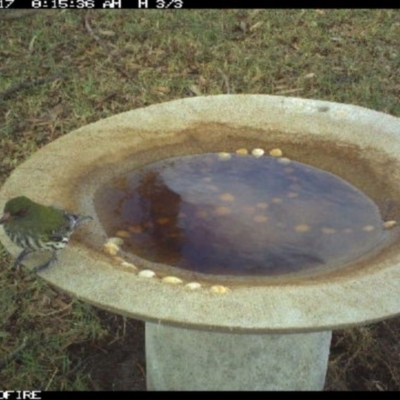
[113,256,125,264]
[383,220,397,229]
[321,227,336,234]
[106,237,124,246]
[256,202,268,209]
[295,224,311,232]
[269,148,283,157]
[218,152,232,160]
[210,285,230,294]
[138,270,156,278]
[121,261,138,270]
[219,193,235,202]
[185,282,202,290]
[277,157,291,164]
[103,243,119,256]
[162,276,183,284]
[271,197,283,204]
[251,148,265,158]
[116,230,130,238]
[253,215,268,223]
[287,192,299,198]
[103,237,123,255]
[236,148,248,156]
[362,225,375,232]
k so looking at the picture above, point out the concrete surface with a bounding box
[146,322,332,390]
[0,95,400,333]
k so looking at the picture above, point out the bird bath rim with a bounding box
[1,94,400,333]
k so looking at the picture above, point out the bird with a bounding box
[0,196,92,272]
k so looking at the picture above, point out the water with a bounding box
[96,153,386,277]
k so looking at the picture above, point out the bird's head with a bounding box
[0,196,34,225]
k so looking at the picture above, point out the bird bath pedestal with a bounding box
[1,95,400,390]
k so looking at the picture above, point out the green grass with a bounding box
[1,9,400,390]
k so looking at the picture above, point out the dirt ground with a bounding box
[67,311,400,391]
[78,315,147,391]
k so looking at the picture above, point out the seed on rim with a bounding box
[269,148,283,157]
[218,152,232,160]
[162,276,183,284]
[383,220,397,229]
[251,148,264,158]
[185,282,202,290]
[103,245,118,256]
[121,261,138,270]
[106,237,124,246]
[210,285,230,294]
[235,148,248,156]
[138,269,156,278]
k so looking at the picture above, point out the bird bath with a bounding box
[1,94,400,390]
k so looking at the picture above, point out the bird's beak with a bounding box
[0,212,10,224]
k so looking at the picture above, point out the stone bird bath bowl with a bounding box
[1,95,400,390]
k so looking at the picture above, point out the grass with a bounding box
[1,9,400,390]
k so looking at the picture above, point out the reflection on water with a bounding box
[95,153,386,276]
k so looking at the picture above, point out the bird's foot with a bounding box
[74,215,93,228]
[33,252,58,273]
[12,249,32,269]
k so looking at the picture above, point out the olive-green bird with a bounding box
[0,196,92,272]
